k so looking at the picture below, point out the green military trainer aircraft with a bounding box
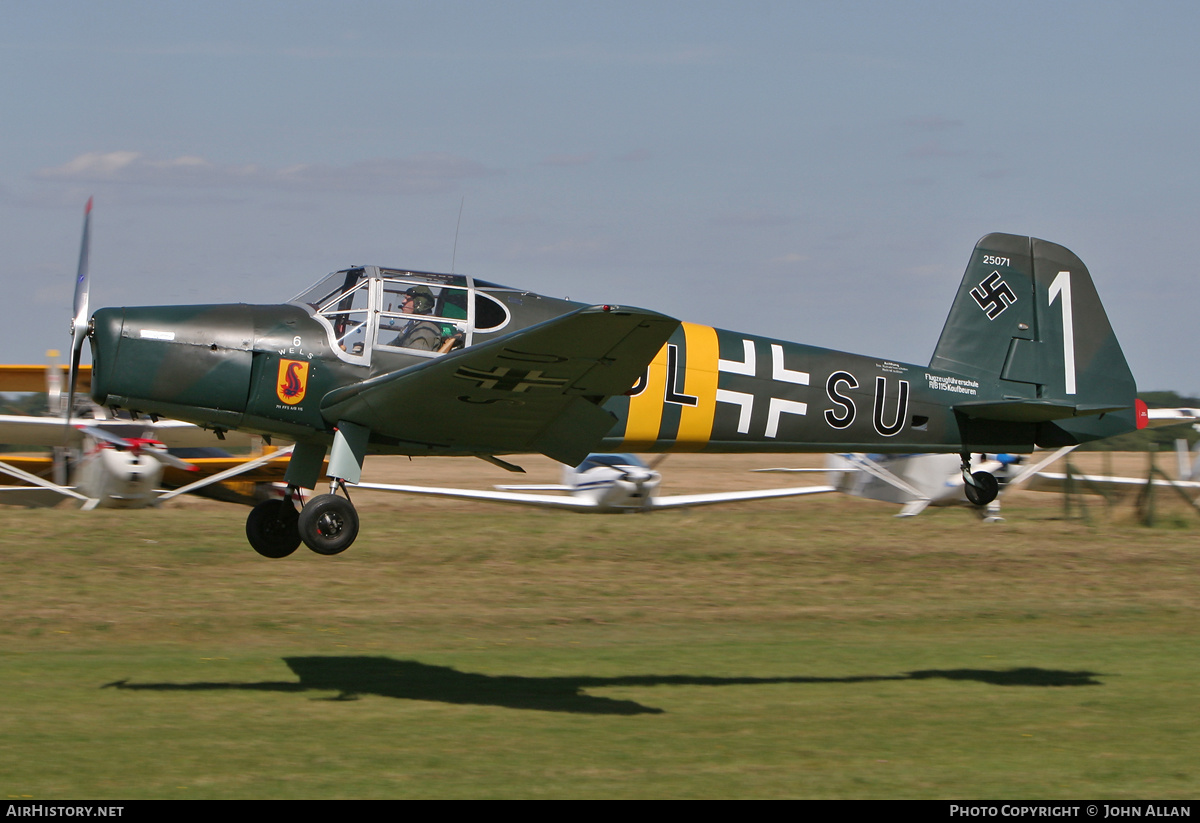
[65,201,1144,557]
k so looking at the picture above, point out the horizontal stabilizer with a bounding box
[953,399,1130,423]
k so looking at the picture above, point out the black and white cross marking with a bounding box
[454,365,568,392]
[714,339,809,438]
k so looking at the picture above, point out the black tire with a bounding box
[246,499,301,558]
[298,494,360,555]
[964,471,999,506]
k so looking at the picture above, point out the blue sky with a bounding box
[3,1,1196,394]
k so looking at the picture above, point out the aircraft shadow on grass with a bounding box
[102,657,1102,716]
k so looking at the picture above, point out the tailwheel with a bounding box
[246,498,301,558]
[963,470,999,506]
[960,452,1000,507]
[298,493,359,555]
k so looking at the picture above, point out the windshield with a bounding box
[578,454,645,471]
[291,269,367,310]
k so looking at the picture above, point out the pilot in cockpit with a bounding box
[388,286,442,350]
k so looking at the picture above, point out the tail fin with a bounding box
[930,233,1139,446]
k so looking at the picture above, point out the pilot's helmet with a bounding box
[405,286,435,314]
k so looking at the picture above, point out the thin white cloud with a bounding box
[35,151,498,195]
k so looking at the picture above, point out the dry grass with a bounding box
[1,453,1197,798]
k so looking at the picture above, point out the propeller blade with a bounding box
[141,447,197,472]
[76,423,127,449]
[76,425,198,472]
[65,197,93,422]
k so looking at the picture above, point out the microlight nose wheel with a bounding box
[298,493,360,555]
[245,499,301,558]
[963,471,999,506]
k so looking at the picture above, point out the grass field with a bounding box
[1,454,1197,799]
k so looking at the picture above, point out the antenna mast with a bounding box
[451,196,465,273]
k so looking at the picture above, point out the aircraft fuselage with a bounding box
[601,322,1023,454]
[89,254,1129,462]
[89,300,1032,458]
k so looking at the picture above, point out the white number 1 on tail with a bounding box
[1048,271,1076,395]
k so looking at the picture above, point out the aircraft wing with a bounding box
[1146,408,1200,424]
[0,364,90,393]
[0,415,90,447]
[126,420,260,448]
[350,481,603,511]
[350,481,836,512]
[0,414,257,449]
[0,455,56,474]
[1027,472,1200,496]
[321,305,680,466]
[645,485,837,509]
[158,455,292,487]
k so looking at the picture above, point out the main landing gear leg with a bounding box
[298,478,359,556]
[960,452,999,507]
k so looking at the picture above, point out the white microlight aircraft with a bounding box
[351,450,1077,519]
[0,410,296,510]
[1025,408,1200,500]
[351,452,836,513]
[1027,438,1200,499]
[808,411,1200,516]
[753,450,1073,520]
[0,362,295,509]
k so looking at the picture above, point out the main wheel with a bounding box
[964,470,1000,506]
[246,499,301,558]
[298,493,359,555]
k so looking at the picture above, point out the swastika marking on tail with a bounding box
[970,271,1017,319]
